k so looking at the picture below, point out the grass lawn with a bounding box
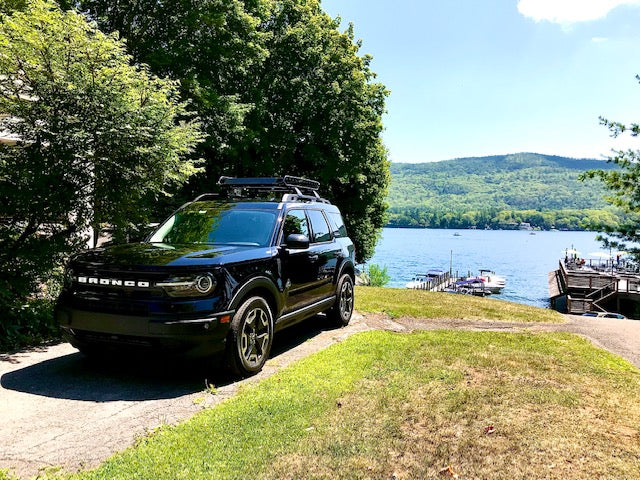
[355,286,564,323]
[30,328,640,480]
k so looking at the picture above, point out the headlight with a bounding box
[156,273,217,297]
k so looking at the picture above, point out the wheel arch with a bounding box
[336,260,355,284]
[228,276,282,319]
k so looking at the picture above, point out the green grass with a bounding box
[355,286,564,323]
[36,329,640,480]
[0,470,17,480]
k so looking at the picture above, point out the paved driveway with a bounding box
[1,312,638,479]
[0,317,370,479]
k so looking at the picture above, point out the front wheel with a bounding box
[226,296,274,376]
[327,274,354,327]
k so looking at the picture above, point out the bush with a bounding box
[0,0,201,351]
[0,274,62,352]
[367,264,390,287]
[0,298,59,352]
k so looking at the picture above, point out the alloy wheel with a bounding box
[240,306,271,368]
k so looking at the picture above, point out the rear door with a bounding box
[280,209,317,312]
[306,208,340,298]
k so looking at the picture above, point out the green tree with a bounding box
[582,95,640,259]
[0,0,202,345]
[71,0,267,178]
[75,0,390,263]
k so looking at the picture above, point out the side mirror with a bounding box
[285,233,310,250]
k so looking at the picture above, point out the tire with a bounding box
[226,296,274,376]
[327,274,354,327]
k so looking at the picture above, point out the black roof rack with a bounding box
[218,176,320,191]
[211,176,330,204]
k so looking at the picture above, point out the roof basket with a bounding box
[214,176,329,204]
[218,176,319,191]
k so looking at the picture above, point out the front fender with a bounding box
[228,275,284,315]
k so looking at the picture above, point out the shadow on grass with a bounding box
[0,315,335,402]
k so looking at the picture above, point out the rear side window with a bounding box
[307,209,331,243]
[328,212,347,238]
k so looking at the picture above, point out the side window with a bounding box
[307,209,332,243]
[328,212,348,238]
[283,210,309,240]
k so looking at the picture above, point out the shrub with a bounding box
[367,264,390,287]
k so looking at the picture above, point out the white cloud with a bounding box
[517,0,640,24]
[591,36,608,42]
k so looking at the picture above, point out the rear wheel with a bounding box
[327,274,354,327]
[226,296,274,376]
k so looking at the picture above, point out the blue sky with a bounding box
[321,0,640,163]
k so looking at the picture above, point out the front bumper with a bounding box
[56,306,234,358]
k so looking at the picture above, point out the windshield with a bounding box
[149,202,278,247]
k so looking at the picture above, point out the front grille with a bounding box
[70,268,167,299]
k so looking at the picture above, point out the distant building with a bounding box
[518,222,533,231]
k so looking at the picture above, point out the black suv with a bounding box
[55,177,355,375]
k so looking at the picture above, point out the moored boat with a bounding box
[478,269,506,293]
[454,277,491,296]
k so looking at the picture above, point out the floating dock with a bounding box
[549,260,640,316]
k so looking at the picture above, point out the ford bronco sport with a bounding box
[55,176,356,376]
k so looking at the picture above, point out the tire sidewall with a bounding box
[334,274,354,326]
[228,296,274,375]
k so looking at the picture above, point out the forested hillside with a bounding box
[387,153,619,230]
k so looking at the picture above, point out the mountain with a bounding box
[387,152,619,230]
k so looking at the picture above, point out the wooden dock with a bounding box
[549,260,640,316]
[407,272,495,296]
[407,271,453,292]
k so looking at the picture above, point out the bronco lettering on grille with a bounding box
[77,277,150,288]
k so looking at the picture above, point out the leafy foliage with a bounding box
[0,0,202,346]
[388,153,621,230]
[365,264,390,287]
[581,103,640,260]
[75,0,390,262]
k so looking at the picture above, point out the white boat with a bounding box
[405,269,445,289]
[478,269,506,293]
[405,274,429,289]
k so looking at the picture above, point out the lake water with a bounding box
[367,228,605,308]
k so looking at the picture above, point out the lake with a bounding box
[367,228,605,308]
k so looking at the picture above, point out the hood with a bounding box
[72,242,275,269]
